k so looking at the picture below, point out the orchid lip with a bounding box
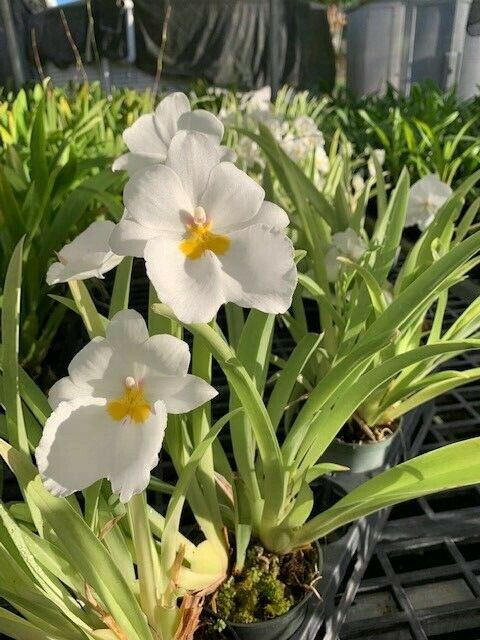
[107,377,152,424]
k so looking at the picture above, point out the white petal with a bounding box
[46,262,65,286]
[166,131,225,204]
[332,229,367,260]
[141,334,191,377]
[46,254,121,285]
[325,247,340,282]
[112,152,162,175]
[410,174,452,200]
[59,220,116,258]
[154,92,191,145]
[220,225,297,313]
[109,400,167,503]
[123,113,167,159]
[123,164,192,232]
[47,221,123,285]
[177,109,224,142]
[405,203,430,229]
[145,234,225,323]
[145,374,217,414]
[200,162,264,232]
[36,398,117,497]
[49,376,89,410]
[109,213,160,258]
[106,309,149,352]
[405,175,452,230]
[250,201,289,229]
[67,337,125,399]
[102,252,125,273]
[67,337,113,385]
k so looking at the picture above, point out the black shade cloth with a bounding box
[27,2,89,69]
[92,0,128,59]
[18,0,335,91]
[134,0,335,90]
[22,0,48,14]
[134,0,295,88]
[295,1,335,91]
[25,0,127,68]
[0,0,29,86]
[467,0,480,36]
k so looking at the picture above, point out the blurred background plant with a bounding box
[0,80,146,377]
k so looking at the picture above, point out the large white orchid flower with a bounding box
[405,174,452,230]
[36,310,217,503]
[46,220,123,285]
[110,131,297,324]
[112,92,229,175]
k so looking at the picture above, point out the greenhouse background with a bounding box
[1,1,480,640]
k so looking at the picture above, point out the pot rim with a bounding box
[331,415,404,450]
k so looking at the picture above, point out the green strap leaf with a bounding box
[68,281,106,339]
[30,99,49,199]
[153,303,286,528]
[0,605,74,640]
[267,333,321,430]
[109,257,131,318]
[337,257,388,317]
[2,238,29,454]
[296,438,480,544]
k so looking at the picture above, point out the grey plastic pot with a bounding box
[224,543,323,640]
[320,427,399,474]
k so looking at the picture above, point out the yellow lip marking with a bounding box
[179,206,230,260]
[107,377,151,424]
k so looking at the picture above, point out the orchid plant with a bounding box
[2,92,480,639]
[241,123,480,432]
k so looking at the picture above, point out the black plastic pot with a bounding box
[224,543,323,640]
[320,424,400,474]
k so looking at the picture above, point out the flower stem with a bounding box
[69,280,105,339]
[127,492,160,628]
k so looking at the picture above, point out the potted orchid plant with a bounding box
[239,121,480,472]
[2,92,480,640]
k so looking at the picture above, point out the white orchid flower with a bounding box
[293,115,325,147]
[405,174,453,230]
[281,134,310,163]
[46,221,123,285]
[112,92,229,175]
[111,131,297,324]
[325,228,368,282]
[237,135,264,169]
[249,110,289,142]
[36,309,217,503]
[240,86,272,113]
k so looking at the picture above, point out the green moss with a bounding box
[213,545,297,624]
